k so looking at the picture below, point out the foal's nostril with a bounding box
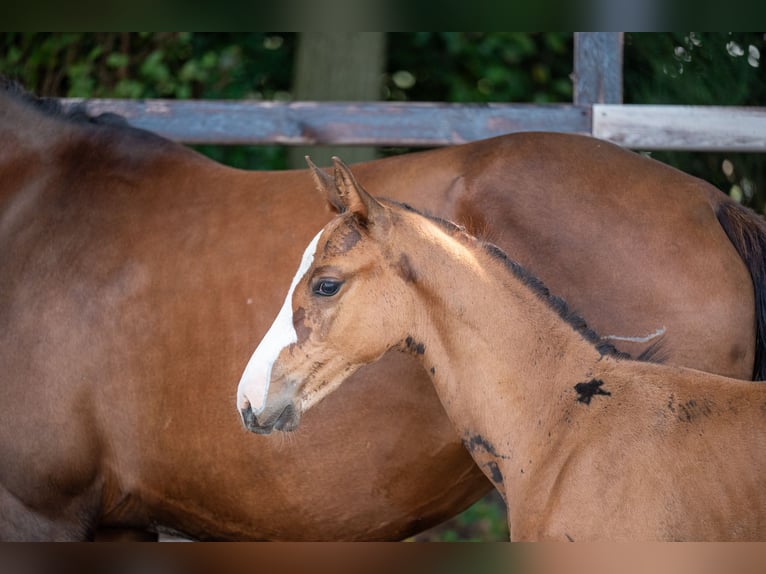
[239,400,296,434]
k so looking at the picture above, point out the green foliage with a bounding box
[408,491,509,542]
[626,32,763,106]
[386,32,573,104]
[0,32,295,99]
[0,33,295,169]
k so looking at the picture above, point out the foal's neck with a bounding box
[400,216,611,488]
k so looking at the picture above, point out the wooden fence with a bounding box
[60,33,766,153]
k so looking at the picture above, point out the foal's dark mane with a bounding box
[0,75,128,127]
[387,199,665,364]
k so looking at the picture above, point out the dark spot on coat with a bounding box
[676,399,713,423]
[323,219,362,255]
[397,252,418,283]
[485,461,504,485]
[462,434,509,460]
[293,307,311,343]
[404,335,426,355]
[341,225,362,252]
[430,366,435,375]
[574,378,611,405]
[565,533,574,542]
[667,394,676,414]
[308,361,325,377]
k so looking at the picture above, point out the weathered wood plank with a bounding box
[60,98,766,152]
[593,104,766,151]
[574,32,623,105]
[60,99,591,146]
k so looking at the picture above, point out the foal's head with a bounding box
[237,158,419,434]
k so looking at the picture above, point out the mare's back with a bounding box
[0,82,194,231]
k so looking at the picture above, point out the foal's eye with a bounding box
[313,279,343,297]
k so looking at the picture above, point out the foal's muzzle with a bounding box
[240,402,300,435]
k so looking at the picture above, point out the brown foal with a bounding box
[240,158,766,541]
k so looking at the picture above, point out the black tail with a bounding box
[716,200,766,380]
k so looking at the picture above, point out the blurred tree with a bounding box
[287,32,386,168]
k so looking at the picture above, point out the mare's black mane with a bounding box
[0,75,128,127]
[387,199,666,364]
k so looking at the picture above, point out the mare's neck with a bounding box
[401,220,609,493]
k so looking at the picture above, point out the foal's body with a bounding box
[399,233,765,540]
[502,359,764,540]
[241,159,766,541]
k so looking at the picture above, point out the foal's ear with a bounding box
[306,155,345,213]
[330,156,384,225]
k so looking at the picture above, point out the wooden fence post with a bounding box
[573,32,623,106]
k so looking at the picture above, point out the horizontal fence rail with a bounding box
[61,98,766,152]
[593,105,766,152]
[61,99,592,146]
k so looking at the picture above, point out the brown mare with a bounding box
[242,158,766,541]
[1,77,766,540]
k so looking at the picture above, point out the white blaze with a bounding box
[237,231,323,416]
